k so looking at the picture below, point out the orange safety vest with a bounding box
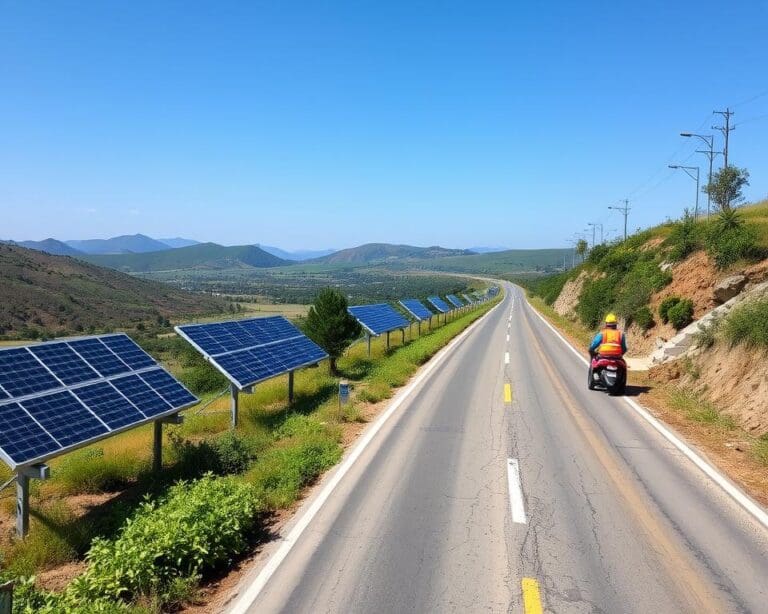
[598,328,624,357]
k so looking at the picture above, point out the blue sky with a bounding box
[1,1,766,250]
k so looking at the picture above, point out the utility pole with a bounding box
[608,200,630,241]
[680,132,721,217]
[712,108,734,168]
[587,223,602,247]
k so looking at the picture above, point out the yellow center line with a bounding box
[504,383,512,404]
[521,577,543,614]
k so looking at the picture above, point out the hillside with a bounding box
[0,244,227,337]
[66,233,171,254]
[259,245,336,261]
[2,238,83,256]
[313,243,473,264]
[405,247,573,274]
[81,242,288,272]
[159,237,200,248]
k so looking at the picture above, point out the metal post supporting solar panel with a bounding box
[386,331,390,351]
[16,474,28,538]
[288,371,295,404]
[366,334,371,357]
[230,383,239,428]
[153,421,163,473]
[401,328,405,345]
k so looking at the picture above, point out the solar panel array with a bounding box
[0,335,198,470]
[176,316,327,390]
[427,296,451,313]
[348,304,410,336]
[398,299,434,322]
[446,294,464,308]
[461,293,475,305]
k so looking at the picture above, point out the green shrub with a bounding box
[181,365,227,395]
[658,296,681,324]
[633,306,655,331]
[586,243,610,265]
[69,475,260,605]
[693,316,722,349]
[169,431,262,477]
[705,218,759,268]
[667,299,694,330]
[528,271,571,305]
[722,298,768,349]
[576,276,617,328]
[211,431,263,474]
[666,211,701,261]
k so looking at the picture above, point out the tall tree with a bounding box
[303,288,362,374]
[575,239,588,262]
[704,166,750,212]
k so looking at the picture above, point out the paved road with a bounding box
[230,283,768,613]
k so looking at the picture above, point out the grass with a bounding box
[526,294,593,348]
[0,296,499,610]
[666,389,737,430]
[721,297,768,349]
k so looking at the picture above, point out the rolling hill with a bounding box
[259,245,336,261]
[159,237,201,249]
[399,247,574,274]
[0,244,228,337]
[81,242,288,272]
[2,238,83,257]
[312,243,473,264]
[66,233,171,254]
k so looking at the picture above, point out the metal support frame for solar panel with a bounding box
[348,304,410,354]
[427,296,451,325]
[175,316,327,429]
[399,299,434,335]
[461,293,475,308]
[0,334,198,536]
[446,294,464,315]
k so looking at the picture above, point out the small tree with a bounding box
[575,239,588,262]
[304,288,362,374]
[704,166,750,213]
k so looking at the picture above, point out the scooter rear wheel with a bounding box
[587,366,597,390]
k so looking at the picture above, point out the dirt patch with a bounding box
[553,271,588,318]
[651,344,768,436]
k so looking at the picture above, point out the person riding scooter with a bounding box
[589,313,627,359]
[587,313,628,394]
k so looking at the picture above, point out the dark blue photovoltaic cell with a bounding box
[111,375,171,417]
[73,382,146,430]
[22,391,108,447]
[399,299,434,321]
[446,294,463,308]
[348,304,409,335]
[100,335,156,370]
[0,348,61,397]
[0,387,8,400]
[427,296,451,313]
[69,339,130,377]
[30,343,100,385]
[177,316,300,358]
[139,369,197,408]
[0,402,61,465]
[216,336,326,387]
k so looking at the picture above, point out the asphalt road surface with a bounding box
[229,282,768,613]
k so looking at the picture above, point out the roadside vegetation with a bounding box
[0,293,498,612]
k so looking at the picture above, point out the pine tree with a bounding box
[304,288,362,374]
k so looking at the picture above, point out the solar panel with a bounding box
[176,316,328,390]
[0,334,198,470]
[446,295,464,308]
[461,293,475,305]
[398,299,434,321]
[348,304,410,336]
[427,296,451,313]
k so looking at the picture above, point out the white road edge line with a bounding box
[507,458,527,524]
[227,299,503,613]
[506,334,510,342]
[525,293,768,532]
[505,351,510,364]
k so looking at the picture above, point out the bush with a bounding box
[170,431,262,477]
[666,211,701,261]
[658,296,681,324]
[69,475,261,605]
[705,223,759,269]
[633,306,655,331]
[576,276,617,328]
[528,271,571,306]
[181,365,227,395]
[667,298,694,330]
[722,298,768,349]
[55,447,146,495]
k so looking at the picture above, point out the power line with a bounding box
[712,108,735,167]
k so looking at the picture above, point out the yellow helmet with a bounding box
[605,313,618,324]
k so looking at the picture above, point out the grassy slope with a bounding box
[400,247,573,275]
[0,244,228,337]
[310,243,472,264]
[81,243,288,272]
